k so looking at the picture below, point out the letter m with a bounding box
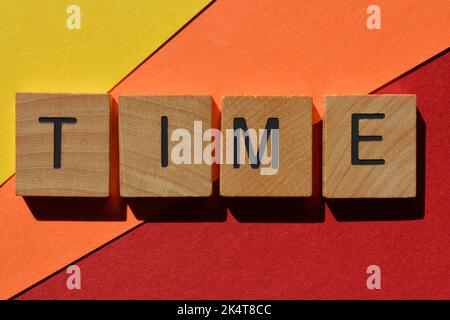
[233,117,279,169]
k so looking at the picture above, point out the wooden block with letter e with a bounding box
[323,95,416,198]
[16,93,110,197]
[220,96,312,197]
[119,95,212,197]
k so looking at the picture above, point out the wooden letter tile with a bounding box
[119,95,212,197]
[16,93,110,197]
[323,95,416,198]
[220,96,312,197]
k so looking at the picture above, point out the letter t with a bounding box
[38,117,77,169]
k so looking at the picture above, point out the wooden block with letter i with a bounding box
[16,93,110,197]
[323,95,416,198]
[220,96,312,197]
[119,95,212,197]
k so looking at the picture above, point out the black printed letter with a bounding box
[38,117,77,169]
[351,113,385,165]
[233,118,279,168]
[161,116,169,167]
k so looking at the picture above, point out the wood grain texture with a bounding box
[16,93,110,197]
[119,95,212,197]
[220,96,312,197]
[323,95,416,198]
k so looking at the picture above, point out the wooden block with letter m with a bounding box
[16,93,110,197]
[220,96,312,197]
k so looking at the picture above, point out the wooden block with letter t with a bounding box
[323,95,416,198]
[16,93,110,197]
[220,96,312,197]
[119,95,212,197]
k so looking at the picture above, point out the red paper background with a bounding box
[18,49,450,300]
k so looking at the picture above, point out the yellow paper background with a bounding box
[0,0,212,185]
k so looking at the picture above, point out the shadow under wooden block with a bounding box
[127,181,226,222]
[327,110,425,221]
[119,95,213,197]
[226,121,324,223]
[16,93,110,197]
[24,196,126,221]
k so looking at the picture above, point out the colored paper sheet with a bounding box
[18,49,450,299]
[0,0,212,299]
[110,0,450,181]
[0,0,212,185]
[111,0,450,118]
